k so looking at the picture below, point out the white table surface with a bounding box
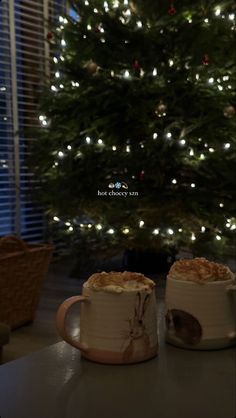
[0,334,235,418]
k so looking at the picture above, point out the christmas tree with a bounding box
[34,0,236,262]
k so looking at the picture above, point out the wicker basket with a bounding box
[0,236,54,329]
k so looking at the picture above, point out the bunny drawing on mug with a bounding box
[122,292,151,362]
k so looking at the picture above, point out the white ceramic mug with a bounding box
[56,283,158,364]
[165,277,236,349]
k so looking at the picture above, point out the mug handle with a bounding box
[56,295,90,352]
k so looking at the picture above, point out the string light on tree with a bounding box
[152,228,160,235]
[191,233,196,241]
[139,220,144,227]
[96,224,103,230]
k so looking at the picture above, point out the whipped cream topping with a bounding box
[168,257,234,283]
[84,271,155,293]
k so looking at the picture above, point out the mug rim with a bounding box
[82,283,155,293]
[167,276,235,285]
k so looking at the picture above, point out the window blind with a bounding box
[0,0,66,241]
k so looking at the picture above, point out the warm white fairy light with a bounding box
[218,85,223,91]
[209,148,215,153]
[123,228,130,234]
[126,145,130,152]
[226,222,231,228]
[208,77,214,83]
[195,74,200,80]
[224,143,231,149]
[219,203,224,207]
[93,8,98,13]
[80,223,85,228]
[86,136,91,144]
[124,0,128,4]
[101,38,106,43]
[65,222,71,226]
[42,120,47,126]
[166,132,172,139]
[172,179,177,184]
[87,24,92,30]
[54,162,59,167]
[58,151,64,158]
[96,224,103,230]
[124,9,131,16]
[191,233,196,241]
[204,143,208,147]
[97,139,103,145]
[68,226,73,231]
[113,0,119,8]
[107,228,115,234]
[53,216,60,222]
[189,149,194,156]
[230,224,236,230]
[67,145,72,150]
[229,13,235,20]
[76,151,82,158]
[59,84,64,89]
[85,0,89,5]
[153,133,158,139]
[216,235,221,240]
[168,59,174,67]
[152,228,160,235]
[61,39,66,47]
[112,145,117,151]
[228,85,232,89]
[179,139,186,146]
[223,75,229,81]
[201,226,206,232]
[178,228,183,232]
[71,81,79,87]
[55,71,60,78]
[204,18,209,23]
[191,183,195,188]
[59,16,64,23]
[124,70,130,78]
[53,57,58,64]
[137,21,142,28]
[139,220,144,227]
[51,85,57,92]
[152,68,157,76]
[60,55,65,61]
[88,224,92,229]
[167,228,174,235]
[39,115,45,121]
[215,7,221,16]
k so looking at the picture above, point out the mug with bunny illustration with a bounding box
[56,272,158,364]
